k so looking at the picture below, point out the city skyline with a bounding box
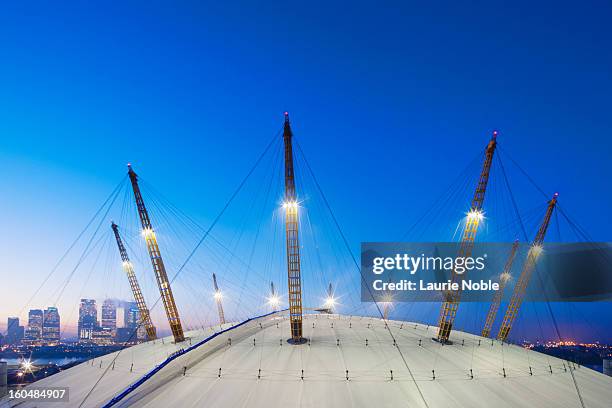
[1,298,153,343]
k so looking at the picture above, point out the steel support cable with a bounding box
[145,193,263,327]
[139,175,279,286]
[45,222,111,305]
[54,180,125,305]
[498,147,549,199]
[498,153,555,368]
[161,207,278,305]
[79,131,281,408]
[220,139,280,319]
[235,139,282,315]
[295,145,363,310]
[395,156,471,326]
[557,206,592,241]
[213,140,281,291]
[291,152,324,305]
[140,190,213,329]
[295,150,345,310]
[497,151,585,408]
[426,163,486,373]
[5,177,126,334]
[138,145,279,320]
[401,152,482,240]
[558,204,612,275]
[58,233,112,338]
[293,140,429,408]
[294,147,354,311]
[294,149,360,310]
[555,206,612,352]
[150,198,238,284]
[420,159,478,243]
[557,206,612,287]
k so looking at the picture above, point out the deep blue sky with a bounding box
[1,1,611,341]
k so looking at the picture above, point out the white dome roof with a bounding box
[6,312,612,408]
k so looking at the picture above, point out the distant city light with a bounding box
[21,359,33,372]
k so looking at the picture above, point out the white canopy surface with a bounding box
[4,312,611,407]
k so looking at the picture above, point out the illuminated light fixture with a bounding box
[141,227,154,238]
[380,294,394,304]
[529,244,544,257]
[214,291,223,301]
[466,209,484,221]
[282,201,298,210]
[499,272,511,283]
[267,295,280,307]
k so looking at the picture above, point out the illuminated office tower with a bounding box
[42,307,61,344]
[78,299,97,342]
[24,309,43,345]
[101,299,117,333]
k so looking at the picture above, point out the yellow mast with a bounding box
[282,112,305,343]
[111,222,157,340]
[437,131,497,343]
[128,165,185,343]
[481,240,519,338]
[497,193,558,341]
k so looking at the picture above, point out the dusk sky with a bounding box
[1,2,611,342]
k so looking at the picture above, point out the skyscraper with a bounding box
[123,301,145,340]
[23,310,43,345]
[78,299,97,342]
[42,307,60,344]
[123,301,139,329]
[101,299,117,333]
[6,317,24,345]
